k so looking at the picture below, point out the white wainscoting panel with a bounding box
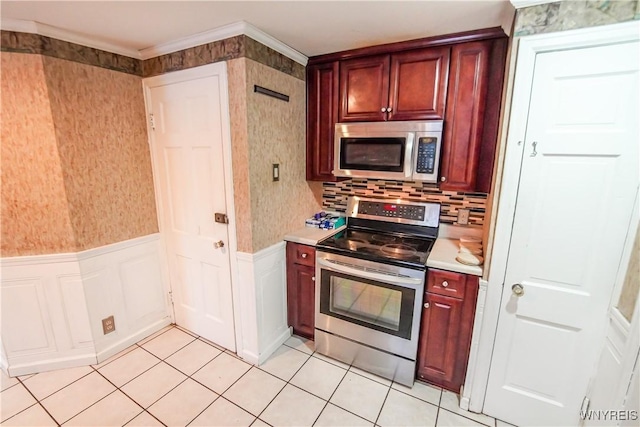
[236,241,290,365]
[0,253,96,375]
[78,234,171,363]
[460,278,488,411]
[0,234,171,376]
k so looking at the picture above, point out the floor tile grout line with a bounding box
[95,351,163,390]
[310,362,375,426]
[13,377,61,426]
[438,406,494,427]
[373,381,393,426]
[20,367,95,402]
[183,392,222,427]
[0,384,60,426]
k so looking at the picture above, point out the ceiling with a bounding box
[1,1,516,60]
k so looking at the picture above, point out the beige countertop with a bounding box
[427,237,483,276]
[284,224,484,276]
[283,226,346,246]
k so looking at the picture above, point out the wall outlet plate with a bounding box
[102,316,116,335]
[457,209,470,225]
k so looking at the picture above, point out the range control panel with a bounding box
[357,200,426,221]
[415,137,438,174]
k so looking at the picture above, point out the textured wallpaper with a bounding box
[227,58,254,253]
[42,56,158,251]
[245,59,322,252]
[514,0,639,36]
[1,52,77,256]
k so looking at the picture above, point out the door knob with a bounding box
[512,284,525,297]
[214,240,225,249]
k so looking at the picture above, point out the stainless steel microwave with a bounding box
[333,121,443,182]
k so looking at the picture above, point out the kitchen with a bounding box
[1,1,639,426]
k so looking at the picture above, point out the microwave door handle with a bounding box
[404,133,415,178]
[316,258,423,287]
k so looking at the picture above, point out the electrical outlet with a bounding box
[457,209,470,225]
[102,316,116,335]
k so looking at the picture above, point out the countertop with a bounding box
[284,226,346,246]
[427,237,483,276]
[284,224,483,276]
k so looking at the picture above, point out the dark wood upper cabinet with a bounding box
[388,47,450,121]
[306,27,508,187]
[439,39,507,192]
[339,55,390,122]
[306,61,340,181]
[338,48,449,122]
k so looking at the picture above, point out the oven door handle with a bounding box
[316,258,424,287]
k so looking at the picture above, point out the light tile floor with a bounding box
[0,325,514,427]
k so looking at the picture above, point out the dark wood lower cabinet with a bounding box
[417,269,479,392]
[286,242,316,340]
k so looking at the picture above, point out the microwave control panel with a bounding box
[415,137,438,174]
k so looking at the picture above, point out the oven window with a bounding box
[340,137,405,171]
[331,277,402,330]
[320,271,415,339]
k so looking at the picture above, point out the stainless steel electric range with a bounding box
[315,196,441,386]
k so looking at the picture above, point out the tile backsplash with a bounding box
[322,179,486,226]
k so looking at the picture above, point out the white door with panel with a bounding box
[484,33,639,426]
[144,64,236,351]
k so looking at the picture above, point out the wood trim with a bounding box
[308,27,507,65]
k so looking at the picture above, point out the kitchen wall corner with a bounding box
[228,57,322,254]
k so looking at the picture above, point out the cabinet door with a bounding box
[388,47,450,121]
[339,55,390,122]
[440,40,492,192]
[417,293,462,385]
[306,62,340,181]
[287,264,316,339]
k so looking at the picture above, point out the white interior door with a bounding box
[145,64,236,351]
[484,38,639,426]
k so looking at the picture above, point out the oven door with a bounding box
[315,252,425,359]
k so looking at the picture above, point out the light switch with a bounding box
[273,163,280,181]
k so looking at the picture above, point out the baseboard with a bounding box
[95,317,172,363]
[258,328,292,365]
[7,353,98,377]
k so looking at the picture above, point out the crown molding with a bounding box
[139,20,308,65]
[0,18,142,59]
[1,18,308,66]
[510,0,556,9]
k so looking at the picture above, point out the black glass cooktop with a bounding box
[316,228,435,268]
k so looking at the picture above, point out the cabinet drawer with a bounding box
[287,243,316,267]
[427,269,466,299]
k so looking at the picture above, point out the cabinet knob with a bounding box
[381,107,386,112]
[424,302,430,309]
[386,107,392,113]
[440,176,446,182]
[301,253,308,259]
[442,281,449,288]
[312,277,316,282]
